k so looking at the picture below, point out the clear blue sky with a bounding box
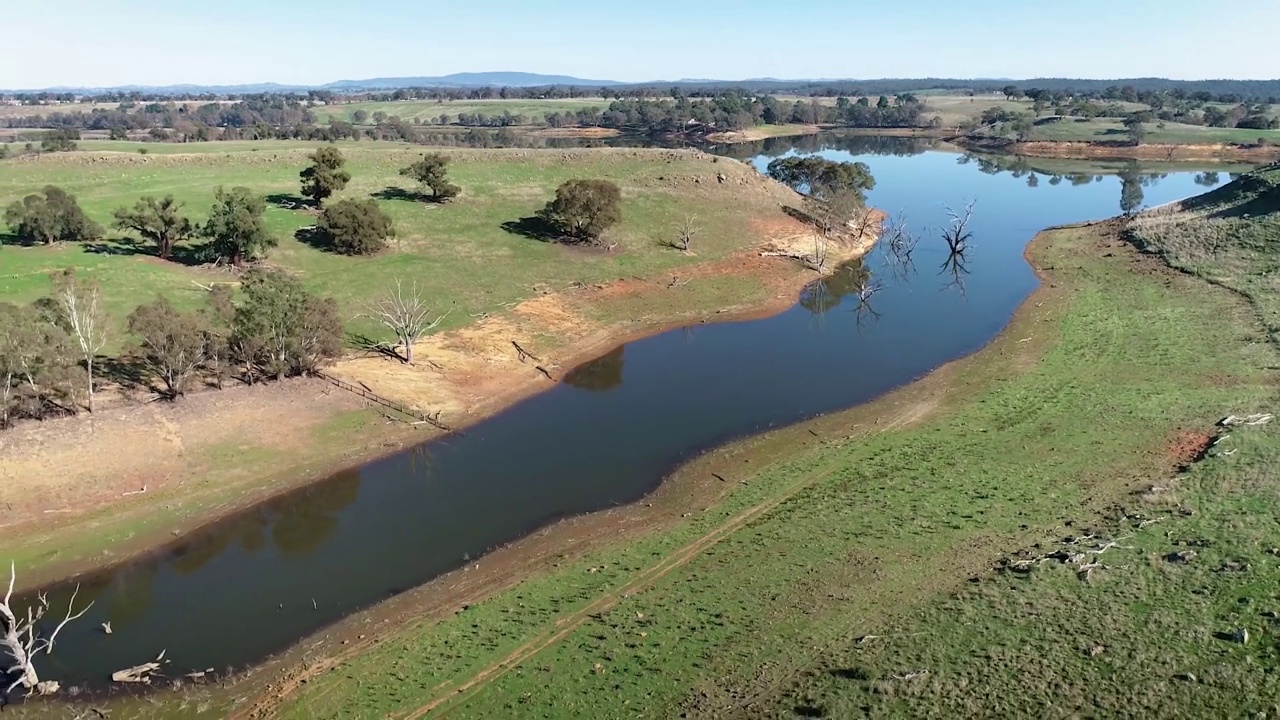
[7,0,1279,88]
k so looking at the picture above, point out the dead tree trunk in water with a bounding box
[0,562,93,699]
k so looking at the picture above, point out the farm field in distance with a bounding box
[315,97,615,124]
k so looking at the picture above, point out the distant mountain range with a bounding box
[5,72,1278,96]
[3,72,625,94]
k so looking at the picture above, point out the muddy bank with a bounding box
[953,136,1280,162]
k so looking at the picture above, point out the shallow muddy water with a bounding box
[26,136,1246,686]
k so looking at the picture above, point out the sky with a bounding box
[5,0,1280,89]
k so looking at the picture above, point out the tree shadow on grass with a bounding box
[0,231,24,247]
[500,215,562,243]
[266,192,312,210]
[81,236,208,266]
[293,226,332,251]
[97,355,153,393]
[371,186,432,203]
[348,332,406,363]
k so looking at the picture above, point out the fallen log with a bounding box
[112,650,167,684]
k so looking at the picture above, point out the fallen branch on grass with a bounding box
[1220,413,1273,427]
[512,341,542,364]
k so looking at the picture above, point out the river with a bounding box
[25,136,1250,687]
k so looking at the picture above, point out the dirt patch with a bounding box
[704,125,821,144]
[957,138,1280,163]
[1167,430,1214,470]
[525,127,623,139]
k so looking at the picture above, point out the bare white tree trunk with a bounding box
[365,279,450,365]
[56,277,108,414]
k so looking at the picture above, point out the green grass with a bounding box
[0,144,789,350]
[244,215,1280,717]
[316,98,614,124]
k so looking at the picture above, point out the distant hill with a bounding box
[4,74,1279,98]
[3,72,624,95]
[323,72,622,90]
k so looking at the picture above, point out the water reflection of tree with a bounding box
[716,133,934,162]
[270,469,362,558]
[1194,171,1222,187]
[562,345,625,392]
[1119,162,1146,216]
[799,261,872,317]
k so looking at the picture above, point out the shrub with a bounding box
[537,179,622,243]
[317,198,395,255]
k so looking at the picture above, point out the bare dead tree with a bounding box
[1,562,93,699]
[810,231,830,272]
[940,201,976,255]
[51,271,108,413]
[364,279,450,365]
[673,215,698,252]
[885,212,917,261]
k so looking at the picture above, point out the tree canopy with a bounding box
[299,146,351,207]
[537,179,623,243]
[127,296,208,399]
[766,157,876,203]
[232,268,343,381]
[4,186,102,245]
[399,153,461,201]
[317,198,395,255]
[200,186,275,265]
[112,195,194,259]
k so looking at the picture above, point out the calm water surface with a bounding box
[27,137,1243,685]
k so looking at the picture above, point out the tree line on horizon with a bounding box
[8,76,1280,106]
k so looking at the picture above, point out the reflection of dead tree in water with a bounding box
[938,201,976,298]
[939,250,971,297]
[1,562,94,700]
[883,212,918,283]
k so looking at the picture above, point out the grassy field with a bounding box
[1021,117,1280,145]
[316,98,614,124]
[88,169,1271,718]
[0,144,788,350]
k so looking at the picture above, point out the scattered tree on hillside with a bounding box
[766,157,876,203]
[202,285,235,390]
[399,153,461,201]
[1123,114,1147,145]
[127,297,209,399]
[365,279,450,365]
[1008,114,1034,141]
[4,186,102,245]
[805,189,870,239]
[40,129,79,152]
[200,186,276,265]
[0,303,77,428]
[299,146,351,207]
[232,268,343,382]
[316,198,395,255]
[46,270,108,413]
[537,179,623,243]
[670,215,698,252]
[112,195,194,260]
[351,110,369,123]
